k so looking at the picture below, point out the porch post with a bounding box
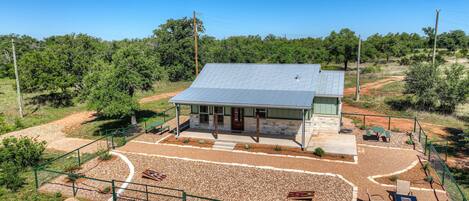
[256,113,260,143]
[213,112,218,139]
[301,109,305,150]
[176,104,180,137]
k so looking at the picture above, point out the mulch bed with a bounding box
[160,135,215,148]
[121,153,354,201]
[234,143,355,162]
[375,159,445,191]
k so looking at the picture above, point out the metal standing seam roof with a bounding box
[316,70,345,97]
[170,63,343,109]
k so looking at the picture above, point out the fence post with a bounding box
[413,117,417,133]
[112,180,117,201]
[77,149,81,166]
[388,116,391,130]
[424,135,428,154]
[34,168,39,191]
[145,185,149,201]
[111,135,115,149]
[182,191,187,201]
[72,180,76,197]
[428,143,431,161]
[144,121,147,133]
[418,127,422,142]
[363,115,366,128]
[163,111,166,122]
[442,169,445,186]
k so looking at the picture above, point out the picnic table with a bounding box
[367,126,391,142]
[287,191,315,200]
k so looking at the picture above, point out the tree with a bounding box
[85,43,162,124]
[436,64,469,113]
[0,34,39,78]
[404,63,440,110]
[153,17,204,81]
[18,34,105,96]
[324,29,358,70]
[438,30,468,52]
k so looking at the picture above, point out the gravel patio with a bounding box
[119,152,354,201]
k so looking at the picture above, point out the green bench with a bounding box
[145,120,170,133]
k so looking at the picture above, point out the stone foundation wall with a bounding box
[189,114,231,130]
[244,117,313,136]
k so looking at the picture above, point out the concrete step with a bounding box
[212,141,237,150]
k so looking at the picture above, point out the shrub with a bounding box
[14,117,24,129]
[425,175,433,183]
[182,138,190,144]
[55,191,62,198]
[0,114,13,134]
[244,144,250,150]
[66,172,81,183]
[98,151,113,161]
[400,57,411,66]
[0,161,25,192]
[389,175,399,182]
[313,147,325,157]
[63,163,80,173]
[361,66,382,74]
[406,138,414,145]
[422,162,430,172]
[359,125,368,130]
[274,145,282,151]
[0,136,46,168]
[100,186,111,194]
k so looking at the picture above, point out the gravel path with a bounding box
[119,153,353,201]
[0,111,96,152]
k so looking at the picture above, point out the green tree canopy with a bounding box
[324,28,358,70]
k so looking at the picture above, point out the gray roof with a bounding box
[316,70,345,97]
[170,63,343,109]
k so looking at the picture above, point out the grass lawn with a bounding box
[0,78,85,134]
[1,79,191,135]
[66,98,190,139]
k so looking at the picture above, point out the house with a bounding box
[169,63,344,149]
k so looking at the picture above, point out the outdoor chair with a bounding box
[395,180,412,197]
[366,189,385,201]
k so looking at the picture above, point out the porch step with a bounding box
[212,141,237,151]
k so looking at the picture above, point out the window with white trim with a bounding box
[199,105,209,124]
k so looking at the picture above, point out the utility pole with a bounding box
[193,11,199,77]
[11,39,24,118]
[432,9,440,66]
[355,35,361,101]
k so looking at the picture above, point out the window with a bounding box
[255,108,267,118]
[199,106,209,124]
[214,106,224,125]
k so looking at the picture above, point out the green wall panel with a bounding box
[313,97,338,115]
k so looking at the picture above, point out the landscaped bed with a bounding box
[233,143,355,162]
[119,152,354,201]
[160,135,354,162]
[160,135,215,148]
[375,159,445,191]
[39,154,129,201]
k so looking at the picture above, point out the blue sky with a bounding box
[1,0,469,40]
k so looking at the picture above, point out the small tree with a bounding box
[0,161,25,192]
[404,63,440,110]
[437,64,469,113]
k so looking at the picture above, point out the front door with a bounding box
[231,107,244,131]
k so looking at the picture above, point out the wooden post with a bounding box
[388,116,391,130]
[193,11,199,76]
[256,113,260,143]
[363,115,366,128]
[301,109,305,150]
[213,113,218,139]
[176,104,180,137]
[413,117,417,133]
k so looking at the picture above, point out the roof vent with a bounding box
[294,74,300,81]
